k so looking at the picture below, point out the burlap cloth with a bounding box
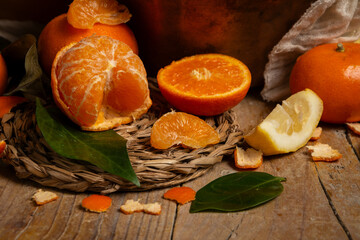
[262,0,360,102]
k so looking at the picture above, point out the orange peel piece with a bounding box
[143,202,162,215]
[32,189,59,205]
[234,147,263,169]
[120,199,161,215]
[346,123,360,135]
[307,143,342,162]
[310,127,322,141]
[81,194,112,212]
[120,199,144,215]
[163,186,196,205]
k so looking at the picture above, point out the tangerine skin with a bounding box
[0,54,8,95]
[289,43,360,123]
[38,13,138,76]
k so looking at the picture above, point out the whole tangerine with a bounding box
[289,43,360,123]
[0,54,8,95]
[38,13,138,76]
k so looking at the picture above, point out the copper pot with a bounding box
[122,0,313,86]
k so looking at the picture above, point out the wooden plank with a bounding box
[172,94,349,240]
[0,92,359,239]
[0,162,176,239]
[312,124,360,240]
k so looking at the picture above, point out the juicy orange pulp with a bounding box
[67,0,131,29]
[51,35,151,131]
[157,54,251,116]
[150,111,220,149]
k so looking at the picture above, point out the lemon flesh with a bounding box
[245,89,323,156]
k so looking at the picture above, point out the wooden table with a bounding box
[0,90,359,240]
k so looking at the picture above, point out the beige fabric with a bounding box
[262,0,360,102]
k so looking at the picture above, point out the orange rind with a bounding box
[307,143,342,162]
[234,147,263,169]
[81,194,112,212]
[163,186,196,205]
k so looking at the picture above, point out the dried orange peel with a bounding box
[150,111,220,149]
[346,123,360,135]
[307,143,342,162]
[310,127,322,141]
[234,147,263,169]
[67,0,131,29]
[163,186,196,205]
[120,199,161,215]
[32,189,59,205]
[81,194,112,212]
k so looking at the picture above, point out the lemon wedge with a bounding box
[245,89,323,156]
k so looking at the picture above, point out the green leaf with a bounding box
[190,172,286,213]
[5,43,47,100]
[35,98,140,187]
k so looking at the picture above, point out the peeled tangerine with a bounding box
[51,35,152,131]
[245,89,323,156]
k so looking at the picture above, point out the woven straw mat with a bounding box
[0,80,243,194]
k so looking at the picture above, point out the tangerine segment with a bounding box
[51,35,151,131]
[150,111,220,149]
[67,0,131,29]
[157,54,251,116]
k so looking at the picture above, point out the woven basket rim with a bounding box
[0,80,243,194]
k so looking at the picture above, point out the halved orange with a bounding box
[157,54,251,116]
[51,35,152,131]
[150,111,220,149]
[67,0,131,29]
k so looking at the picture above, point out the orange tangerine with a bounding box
[38,13,138,76]
[0,96,27,118]
[0,54,8,95]
[51,35,151,131]
[67,0,131,29]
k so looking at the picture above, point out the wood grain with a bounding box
[0,91,359,239]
